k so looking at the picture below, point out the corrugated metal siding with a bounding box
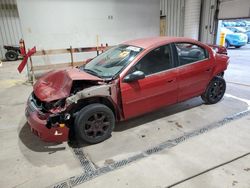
[199,0,218,44]
[0,0,22,60]
[183,0,201,39]
[160,0,185,37]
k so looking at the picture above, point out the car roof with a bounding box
[122,36,204,49]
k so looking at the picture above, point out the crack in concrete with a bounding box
[166,152,250,188]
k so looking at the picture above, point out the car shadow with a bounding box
[69,97,204,148]
[18,122,81,168]
[114,97,204,132]
[19,97,204,149]
[19,122,66,153]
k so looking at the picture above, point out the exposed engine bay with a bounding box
[30,78,115,129]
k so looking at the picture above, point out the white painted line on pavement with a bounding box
[225,93,250,109]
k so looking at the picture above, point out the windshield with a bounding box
[83,45,143,79]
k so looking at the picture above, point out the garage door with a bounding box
[218,0,250,19]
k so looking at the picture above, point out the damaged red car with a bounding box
[25,37,229,144]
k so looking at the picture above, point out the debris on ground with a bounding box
[175,122,183,128]
[232,180,238,186]
[104,159,115,165]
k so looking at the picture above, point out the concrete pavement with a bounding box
[79,114,250,188]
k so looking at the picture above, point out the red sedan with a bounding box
[25,37,229,143]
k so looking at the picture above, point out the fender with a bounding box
[66,84,113,105]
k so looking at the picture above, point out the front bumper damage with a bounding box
[25,82,118,142]
[25,94,69,142]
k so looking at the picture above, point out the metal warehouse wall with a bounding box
[160,0,218,43]
[160,0,185,37]
[160,0,201,40]
[183,0,201,39]
[0,0,22,60]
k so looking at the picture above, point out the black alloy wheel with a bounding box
[75,103,115,144]
[201,76,226,104]
[84,112,111,138]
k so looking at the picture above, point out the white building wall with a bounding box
[16,0,160,50]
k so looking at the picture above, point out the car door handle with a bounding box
[167,79,175,83]
[205,68,211,72]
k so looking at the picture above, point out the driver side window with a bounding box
[132,44,173,76]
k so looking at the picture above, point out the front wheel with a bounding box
[201,76,226,104]
[74,103,115,144]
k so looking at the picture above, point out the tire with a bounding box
[201,76,226,104]
[235,46,241,48]
[5,50,18,61]
[225,40,229,49]
[74,103,115,144]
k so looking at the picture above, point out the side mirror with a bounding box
[123,71,145,83]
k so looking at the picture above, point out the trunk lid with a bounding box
[33,68,102,102]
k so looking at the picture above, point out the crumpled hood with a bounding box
[33,68,102,102]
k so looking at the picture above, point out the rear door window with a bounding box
[175,43,208,66]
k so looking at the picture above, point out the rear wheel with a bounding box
[5,50,18,61]
[201,76,226,104]
[74,103,115,144]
